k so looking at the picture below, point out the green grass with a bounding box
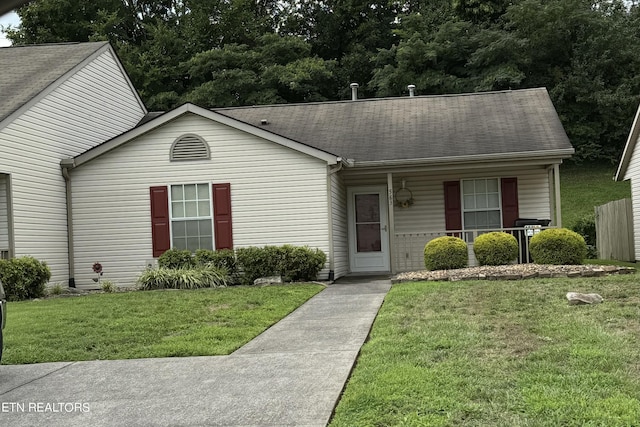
[560,162,630,228]
[330,275,640,426]
[2,284,323,364]
[584,259,637,268]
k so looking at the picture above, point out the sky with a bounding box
[0,11,20,47]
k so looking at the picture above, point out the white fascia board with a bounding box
[615,102,640,181]
[65,103,340,168]
[349,148,575,169]
[0,42,112,133]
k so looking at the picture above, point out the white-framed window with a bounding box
[462,178,502,229]
[170,183,213,251]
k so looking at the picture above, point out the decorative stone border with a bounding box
[391,264,636,284]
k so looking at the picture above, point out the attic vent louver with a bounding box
[170,134,211,161]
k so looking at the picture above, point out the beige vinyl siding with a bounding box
[623,136,640,259]
[0,49,146,284]
[344,166,551,234]
[0,174,8,252]
[70,113,330,287]
[330,172,348,278]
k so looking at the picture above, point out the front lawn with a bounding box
[330,275,640,426]
[2,284,323,364]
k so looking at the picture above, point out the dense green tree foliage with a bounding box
[6,0,640,162]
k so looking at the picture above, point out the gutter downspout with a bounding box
[62,165,75,287]
[327,159,344,281]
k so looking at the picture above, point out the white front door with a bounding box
[347,186,390,272]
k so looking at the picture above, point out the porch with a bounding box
[394,225,553,272]
[339,161,564,276]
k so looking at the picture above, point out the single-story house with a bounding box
[2,42,574,288]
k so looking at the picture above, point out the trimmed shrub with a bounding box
[529,228,587,265]
[473,232,519,266]
[279,245,327,282]
[571,214,596,246]
[571,214,597,258]
[0,256,51,301]
[236,245,327,285]
[158,248,195,269]
[137,265,228,290]
[195,249,239,283]
[424,236,468,271]
[236,246,281,285]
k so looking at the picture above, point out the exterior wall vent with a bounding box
[170,134,211,161]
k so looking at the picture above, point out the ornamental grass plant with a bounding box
[137,265,229,290]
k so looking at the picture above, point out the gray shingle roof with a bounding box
[215,88,573,162]
[0,41,108,124]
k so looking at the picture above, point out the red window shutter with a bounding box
[444,181,462,231]
[150,186,171,257]
[213,183,233,249]
[501,177,519,228]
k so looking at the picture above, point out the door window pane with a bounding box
[355,194,380,222]
[356,224,381,252]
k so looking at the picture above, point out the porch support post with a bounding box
[554,163,562,227]
[387,172,396,274]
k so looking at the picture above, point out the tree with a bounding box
[505,0,640,161]
[180,34,338,107]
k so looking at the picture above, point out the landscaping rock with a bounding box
[253,276,283,286]
[566,292,604,305]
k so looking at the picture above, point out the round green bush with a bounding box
[424,236,468,270]
[529,228,587,265]
[473,232,518,266]
[0,256,51,301]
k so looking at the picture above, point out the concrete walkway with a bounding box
[0,278,390,427]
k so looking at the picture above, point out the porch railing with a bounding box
[394,226,554,272]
